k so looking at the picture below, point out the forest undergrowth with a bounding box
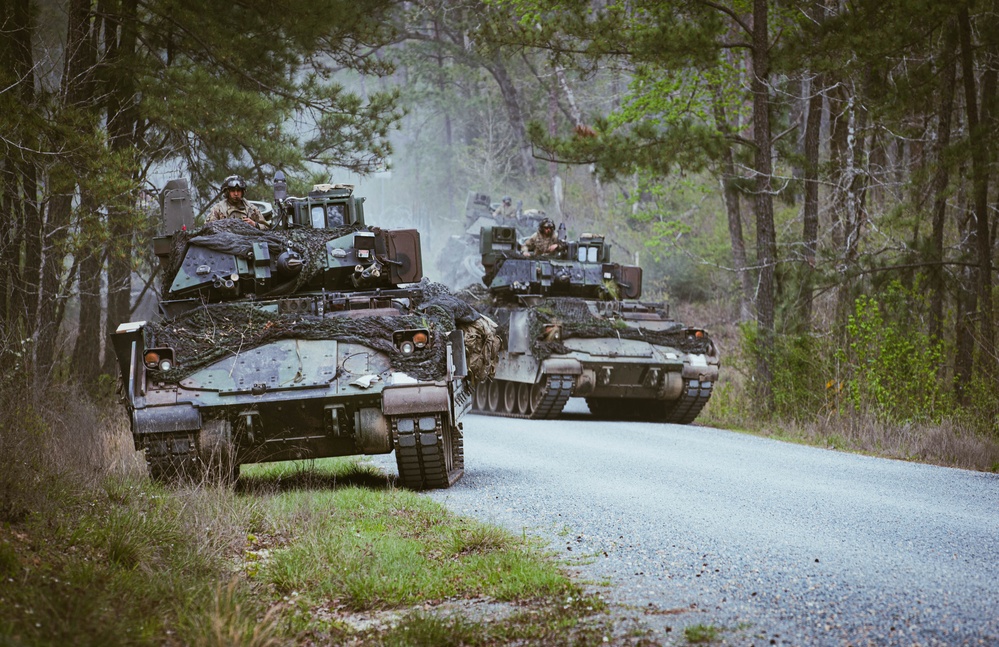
[683,296,999,474]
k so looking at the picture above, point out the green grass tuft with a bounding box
[685,622,720,643]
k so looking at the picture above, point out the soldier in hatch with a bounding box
[492,195,517,219]
[206,175,269,229]
[521,218,562,256]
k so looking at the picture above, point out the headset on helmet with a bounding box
[222,175,247,193]
[539,218,555,233]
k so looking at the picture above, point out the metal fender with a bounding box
[382,384,450,415]
[540,357,582,376]
[133,404,201,435]
[682,354,720,382]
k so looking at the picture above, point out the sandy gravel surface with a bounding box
[377,400,999,646]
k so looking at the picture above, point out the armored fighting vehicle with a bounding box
[112,174,480,488]
[437,191,548,288]
[468,225,719,422]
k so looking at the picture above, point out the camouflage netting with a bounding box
[146,278,497,384]
[458,291,714,361]
[162,218,366,296]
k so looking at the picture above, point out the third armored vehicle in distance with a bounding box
[111,175,477,489]
[468,225,719,422]
[437,191,548,288]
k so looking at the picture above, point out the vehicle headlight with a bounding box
[393,329,431,355]
[144,348,175,371]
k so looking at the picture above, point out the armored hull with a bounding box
[468,226,719,422]
[112,178,478,488]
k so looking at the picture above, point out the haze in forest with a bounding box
[2,0,997,445]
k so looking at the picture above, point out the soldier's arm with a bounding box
[249,205,268,230]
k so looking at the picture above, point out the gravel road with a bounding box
[384,400,999,646]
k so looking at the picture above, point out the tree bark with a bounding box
[958,6,997,381]
[801,71,824,330]
[485,55,536,176]
[929,21,958,344]
[102,0,141,376]
[751,0,776,410]
[0,0,40,334]
[712,92,753,323]
[36,0,99,378]
[72,195,103,386]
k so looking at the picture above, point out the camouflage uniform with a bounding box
[521,231,560,256]
[493,202,517,219]
[206,198,268,229]
[460,315,500,384]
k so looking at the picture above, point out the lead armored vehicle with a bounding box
[112,175,476,488]
[468,225,719,422]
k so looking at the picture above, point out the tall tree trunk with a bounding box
[102,0,141,376]
[751,0,776,411]
[953,189,977,401]
[433,16,456,222]
[547,76,562,222]
[36,0,99,378]
[485,56,536,176]
[958,6,997,381]
[72,197,103,385]
[930,21,958,343]
[712,92,752,323]
[829,82,868,331]
[553,61,604,220]
[0,0,40,334]
[801,72,824,330]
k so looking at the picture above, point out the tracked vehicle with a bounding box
[469,225,719,422]
[436,191,548,288]
[112,175,475,488]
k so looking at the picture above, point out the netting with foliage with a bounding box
[150,216,494,384]
[456,286,713,360]
[162,218,366,297]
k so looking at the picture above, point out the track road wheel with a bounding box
[528,382,545,415]
[503,381,517,413]
[487,380,501,412]
[586,397,616,419]
[145,432,199,484]
[516,383,532,415]
[474,381,489,411]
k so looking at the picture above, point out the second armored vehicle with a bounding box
[112,176,481,489]
[468,225,719,422]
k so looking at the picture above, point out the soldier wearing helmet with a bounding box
[492,195,517,219]
[206,175,268,229]
[521,217,561,256]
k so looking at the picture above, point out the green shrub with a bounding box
[738,322,834,421]
[837,283,948,424]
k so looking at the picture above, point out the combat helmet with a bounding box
[221,175,247,195]
[539,217,555,235]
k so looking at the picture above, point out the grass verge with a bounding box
[1,377,649,646]
[1,457,639,646]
